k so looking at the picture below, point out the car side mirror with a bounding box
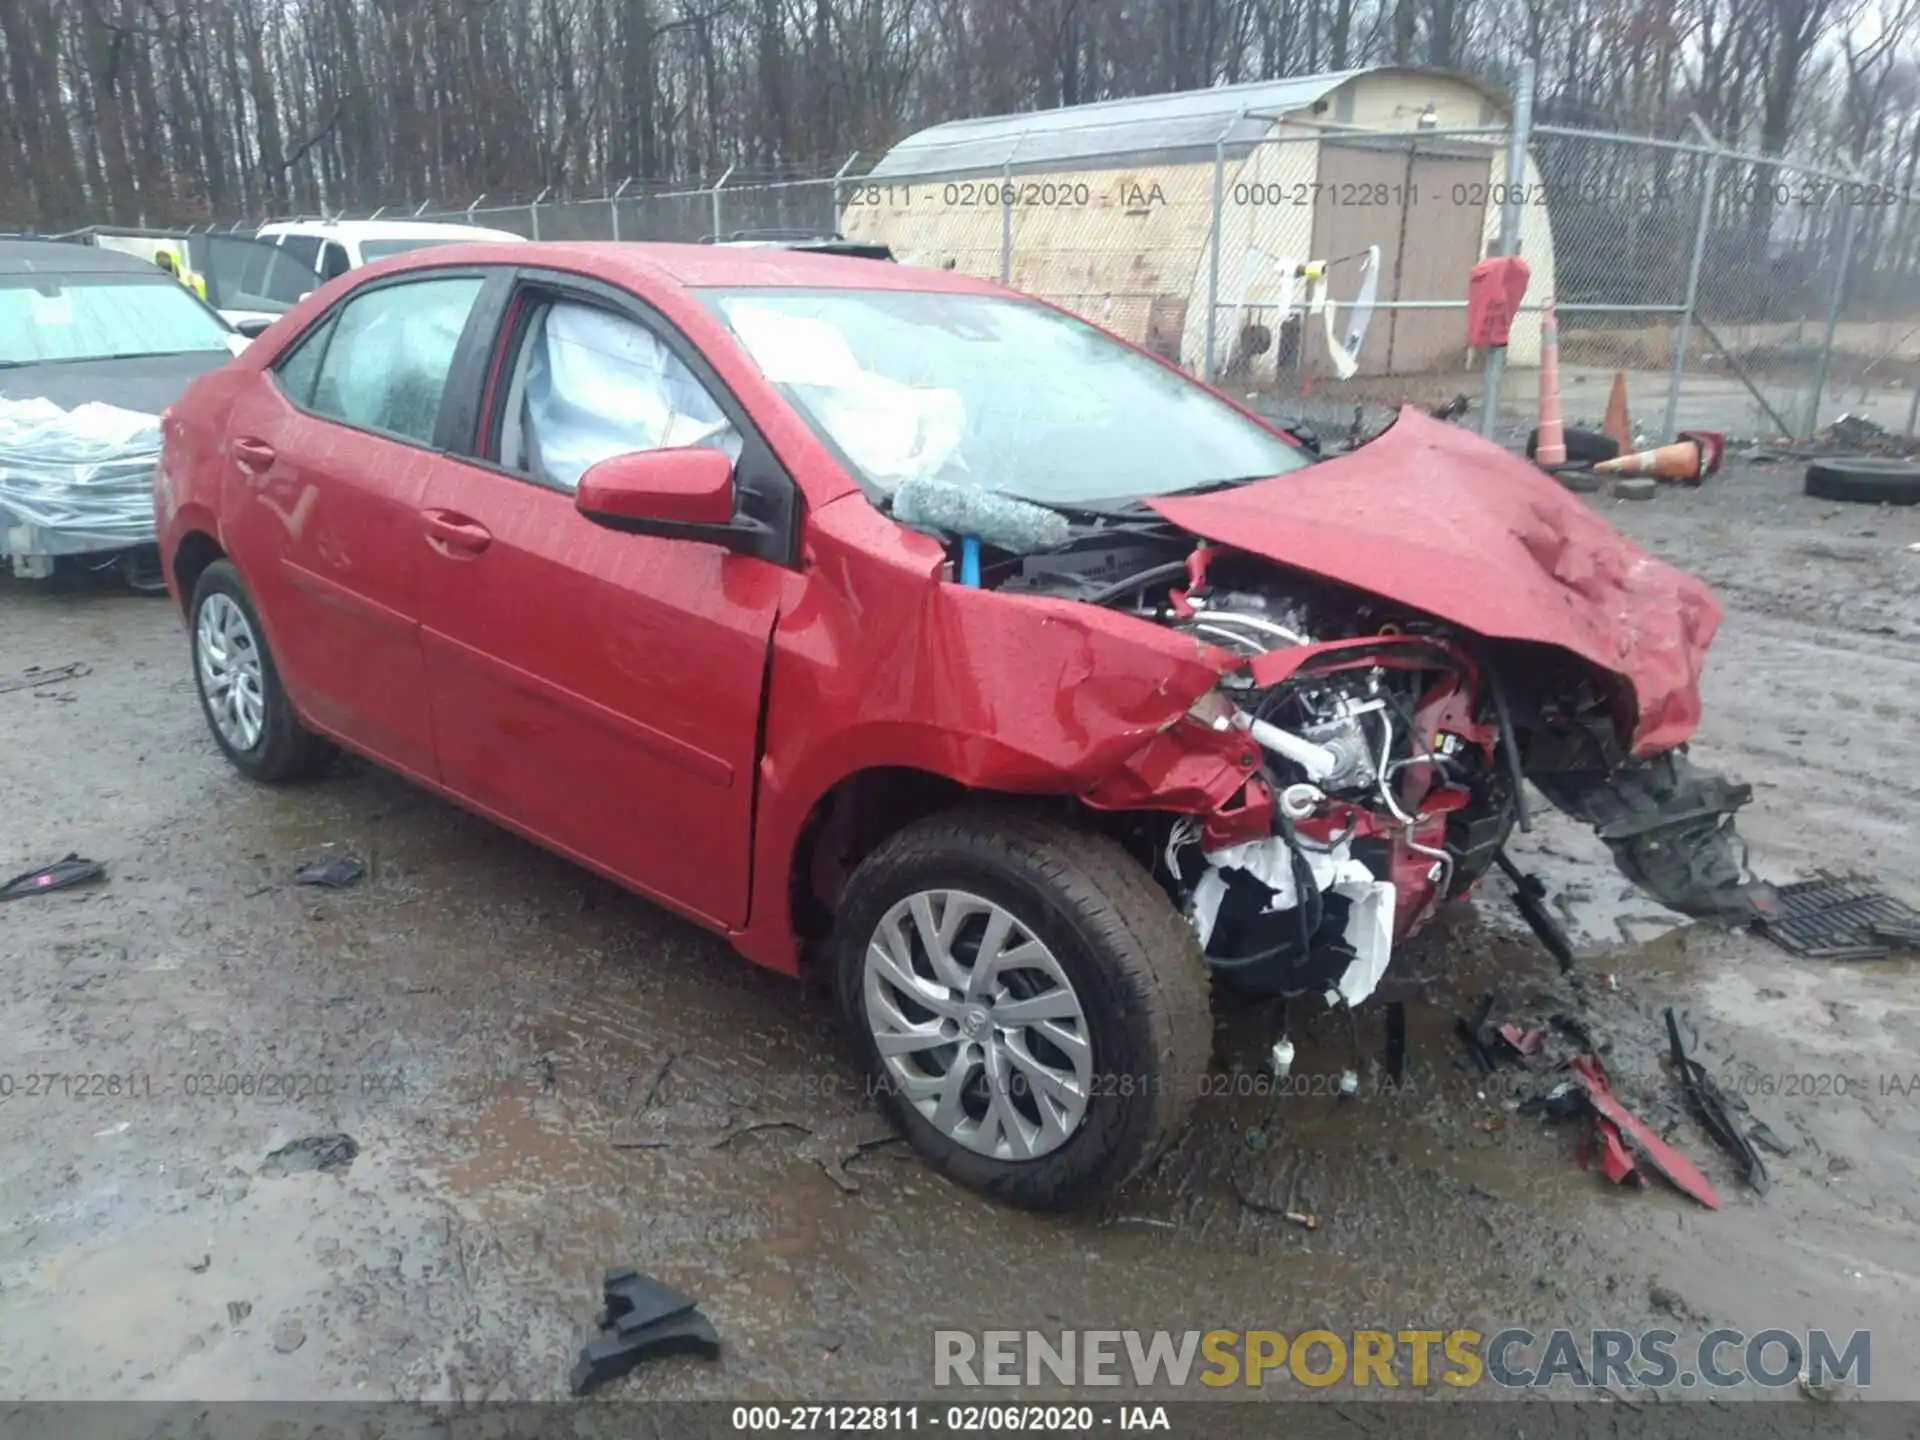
[235,317,274,338]
[577,447,769,552]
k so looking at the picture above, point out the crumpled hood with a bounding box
[1147,407,1721,754]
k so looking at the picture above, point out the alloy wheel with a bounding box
[862,888,1094,1161]
[196,592,266,752]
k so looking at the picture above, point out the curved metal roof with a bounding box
[867,67,1506,179]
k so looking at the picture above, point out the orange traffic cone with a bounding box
[1677,429,1726,479]
[1535,303,1567,467]
[1593,440,1704,482]
[1602,371,1632,450]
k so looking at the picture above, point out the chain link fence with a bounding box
[269,78,1920,450]
[300,168,854,248]
[1529,124,1920,449]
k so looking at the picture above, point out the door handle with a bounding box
[233,436,276,473]
[421,508,493,557]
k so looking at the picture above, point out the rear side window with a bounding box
[317,242,351,281]
[299,276,483,444]
[272,315,334,406]
[275,234,323,269]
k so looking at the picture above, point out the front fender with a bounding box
[732,497,1258,971]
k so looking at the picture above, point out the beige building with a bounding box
[840,67,1556,381]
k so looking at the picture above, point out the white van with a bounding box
[255,219,525,283]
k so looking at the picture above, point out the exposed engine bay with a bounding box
[991,523,1760,1007]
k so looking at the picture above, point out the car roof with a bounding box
[258,219,524,243]
[365,240,1006,294]
[0,239,173,277]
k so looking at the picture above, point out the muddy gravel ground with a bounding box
[2,455,1918,1415]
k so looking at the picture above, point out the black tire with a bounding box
[1528,425,1621,464]
[189,560,337,782]
[1804,457,1920,506]
[1557,470,1603,494]
[833,808,1211,1211]
[119,544,169,596]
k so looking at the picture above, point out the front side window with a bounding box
[700,288,1309,507]
[305,275,482,444]
[0,275,231,366]
[317,243,351,281]
[497,299,740,493]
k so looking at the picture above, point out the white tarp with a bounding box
[0,396,160,556]
[1325,245,1381,381]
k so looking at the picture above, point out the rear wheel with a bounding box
[833,809,1210,1210]
[190,560,336,782]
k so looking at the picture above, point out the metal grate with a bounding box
[1756,874,1920,961]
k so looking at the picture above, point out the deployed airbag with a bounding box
[522,301,741,489]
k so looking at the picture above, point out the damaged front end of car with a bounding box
[1053,550,1527,1007]
[983,409,1764,1011]
[1079,565,1756,1012]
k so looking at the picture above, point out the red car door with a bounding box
[416,281,793,929]
[220,270,490,778]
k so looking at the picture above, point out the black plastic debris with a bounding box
[1550,1012,1599,1052]
[1755,875,1920,961]
[1540,751,1763,921]
[1664,1007,1771,1195]
[293,856,366,889]
[1519,1081,1587,1122]
[596,1268,694,1333]
[1493,851,1576,972]
[1382,1000,1407,1086]
[1455,991,1500,1073]
[571,1268,719,1396]
[261,1133,359,1178]
[0,853,105,902]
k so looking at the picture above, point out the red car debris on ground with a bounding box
[155,243,1757,1208]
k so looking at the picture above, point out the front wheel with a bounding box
[190,559,337,783]
[833,809,1211,1210]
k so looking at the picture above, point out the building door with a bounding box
[1310,138,1494,376]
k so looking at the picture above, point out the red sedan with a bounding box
[156,243,1755,1209]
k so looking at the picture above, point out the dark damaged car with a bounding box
[153,244,1756,1208]
[2,239,245,588]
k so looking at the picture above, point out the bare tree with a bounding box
[0,0,1915,241]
